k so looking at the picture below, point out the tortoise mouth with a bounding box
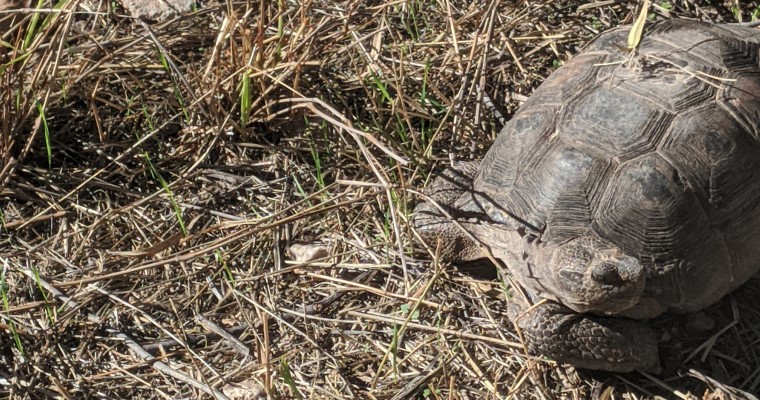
[561,290,644,315]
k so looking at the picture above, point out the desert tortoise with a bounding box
[414,19,760,373]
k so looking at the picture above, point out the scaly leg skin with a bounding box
[508,300,661,373]
[413,161,483,262]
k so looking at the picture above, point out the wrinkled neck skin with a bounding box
[462,194,660,318]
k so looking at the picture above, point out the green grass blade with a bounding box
[29,264,54,324]
[240,69,251,126]
[1,265,23,353]
[35,100,51,167]
[143,152,188,236]
[280,358,303,399]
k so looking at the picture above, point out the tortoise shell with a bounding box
[470,19,760,315]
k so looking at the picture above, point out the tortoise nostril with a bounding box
[591,262,625,286]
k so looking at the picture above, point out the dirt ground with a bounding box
[1,0,760,399]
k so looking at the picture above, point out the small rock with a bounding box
[118,0,194,21]
[221,379,265,400]
[288,242,331,263]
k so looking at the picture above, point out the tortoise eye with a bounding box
[558,269,584,286]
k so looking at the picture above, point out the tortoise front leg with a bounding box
[413,161,483,262]
[508,300,661,373]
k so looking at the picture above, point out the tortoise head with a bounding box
[534,235,646,315]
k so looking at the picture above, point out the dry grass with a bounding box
[1,0,760,399]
